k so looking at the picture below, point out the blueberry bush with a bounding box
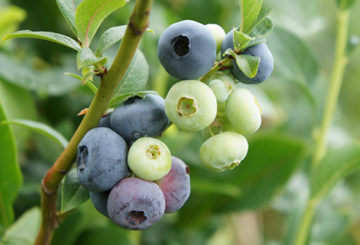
[0,0,360,244]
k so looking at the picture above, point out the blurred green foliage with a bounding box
[0,0,360,244]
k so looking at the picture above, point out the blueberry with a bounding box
[89,191,110,217]
[205,24,226,52]
[157,156,190,213]
[221,30,274,84]
[128,137,172,181]
[76,127,129,192]
[158,20,217,80]
[165,80,217,132]
[200,132,248,172]
[110,94,170,144]
[107,177,165,230]
[226,88,262,135]
[98,114,111,128]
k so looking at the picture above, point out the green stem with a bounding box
[293,198,317,245]
[35,0,153,244]
[292,8,350,245]
[312,9,350,169]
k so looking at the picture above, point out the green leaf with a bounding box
[335,0,357,9]
[1,207,41,245]
[2,119,68,149]
[217,134,306,212]
[95,25,127,56]
[250,2,271,32]
[0,54,79,95]
[0,103,21,227]
[267,27,318,84]
[191,178,241,198]
[65,72,98,95]
[61,169,89,213]
[233,52,261,78]
[113,50,149,96]
[3,30,81,51]
[109,90,157,108]
[56,0,84,35]
[77,47,107,69]
[240,0,263,34]
[0,6,26,40]
[75,0,128,46]
[250,16,274,38]
[233,29,254,51]
[311,143,360,200]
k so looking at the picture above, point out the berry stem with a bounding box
[35,0,153,244]
[199,56,232,82]
[293,8,350,245]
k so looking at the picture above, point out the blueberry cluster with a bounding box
[157,20,274,172]
[76,94,190,230]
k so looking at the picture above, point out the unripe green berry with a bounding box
[165,80,217,132]
[200,132,248,172]
[226,88,262,135]
[206,24,226,52]
[128,137,172,181]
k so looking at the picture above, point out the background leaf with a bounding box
[75,0,128,46]
[0,103,21,227]
[3,30,81,51]
[2,119,68,149]
[113,50,149,96]
[1,207,41,245]
[311,142,360,200]
[95,25,126,56]
[77,47,106,69]
[61,169,89,213]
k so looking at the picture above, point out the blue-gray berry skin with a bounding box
[157,156,190,213]
[221,30,274,84]
[110,94,170,144]
[158,20,217,80]
[76,127,129,192]
[107,178,165,230]
[89,191,110,217]
[98,114,111,128]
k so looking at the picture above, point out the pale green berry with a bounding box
[208,79,229,103]
[200,132,248,172]
[128,137,171,181]
[206,24,226,52]
[165,80,217,132]
[226,88,262,135]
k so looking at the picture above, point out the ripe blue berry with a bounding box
[110,94,170,144]
[157,156,190,213]
[200,132,248,172]
[98,114,111,128]
[158,20,217,80]
[221,30,274,84]
[76,127,129,192]
[165,80,217,132]
[89,191,110,217]
[107,178,165,230]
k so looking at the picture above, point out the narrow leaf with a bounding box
[95,25,126,56]
[2,119,68,148]
[311,142,360,200]
[241,0,263,34]
[65,72,98,94]
[1,207,41,245]
[250,17,274,38]
[61,169,89,213]
[3,30,81,51]
[75,0,128,46]
[77,47,107,69]
[0,104,21,227]
[56,0,84,34]
[234,53,261,78]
